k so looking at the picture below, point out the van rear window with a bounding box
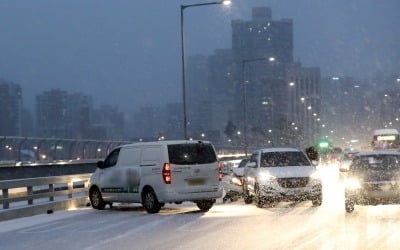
[168,143,217,165]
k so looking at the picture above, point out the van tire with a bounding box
[196,200,214,211]
[142,188,161,214]
[89,187,106,210]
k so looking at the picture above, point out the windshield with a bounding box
[342,152,358,161]
[260,152,311,167]
[350,155,400,170]
[372,134,400,150]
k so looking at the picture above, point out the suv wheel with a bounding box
[89,187,106,210]
[244,195,253,204]
[312,193,323,206]
[345,199,354,213]
[254,183,264,208]
[243,180,253,204]
[142,188,161,214]
[196,200,214,211]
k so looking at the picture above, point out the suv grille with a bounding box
[363,183,397,191]
[277,177,309,188]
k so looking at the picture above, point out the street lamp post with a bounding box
[241,57,267,156]
[180,0,231,140]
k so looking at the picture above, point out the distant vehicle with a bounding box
[343,151,400,213]
[232,158,249,177]
[89,140,223,213]
[338,150,359,172]
[372,129,400,150]
[221,158,249,203]
[221,159,242,175]
[242,148,322,208]
[315,138,334,165]
[221,171,244,203]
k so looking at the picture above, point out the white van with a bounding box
[89,140,223,213]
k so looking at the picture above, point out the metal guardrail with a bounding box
[0,174,91,221]
[0,162,97,181]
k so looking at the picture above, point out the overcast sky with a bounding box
[0,0,399,114]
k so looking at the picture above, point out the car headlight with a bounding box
[345,178,361,190]
[258,172,276,182]
[310,170,321,180]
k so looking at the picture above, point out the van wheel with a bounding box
[89,187,106,210]
[196,200,214,211]
[142,188,161,214]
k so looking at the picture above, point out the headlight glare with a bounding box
[231,176,242,186]
[310,171,321,179]
[258,172,275,182]
[345,178,361,189]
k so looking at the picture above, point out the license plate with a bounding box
[187,178,205,186]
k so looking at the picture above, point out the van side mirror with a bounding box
[97,160,105,169]
[247,162,257,168]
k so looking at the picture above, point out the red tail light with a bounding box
[162,163,171,184]
[218,161,223,181]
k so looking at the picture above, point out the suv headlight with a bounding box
[310,170,321,180]
[258,172,276,182]
[345,178,361,190]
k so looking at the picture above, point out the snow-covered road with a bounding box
[1,165,400,250]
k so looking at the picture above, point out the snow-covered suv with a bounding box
[243,148,322,208]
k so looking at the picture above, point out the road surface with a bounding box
[1,165,399,250]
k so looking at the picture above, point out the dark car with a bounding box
[344,151,400,213]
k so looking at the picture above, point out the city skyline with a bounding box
[0,1,399,114]
[0,71,399,149]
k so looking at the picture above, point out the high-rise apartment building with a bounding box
[186,7,321,148]
[187,54,209,134]
[286,65,320,147]
[231,7,293,64]
[231,7,319,147]
[91,104,124,140]
[36,89,94,139]
[36,89,70,138]
[231,7,296,147]
[0,79,23,136]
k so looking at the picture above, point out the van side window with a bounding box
[141,147,161,166]
[103,148,120,168]
[118,147,141,166]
